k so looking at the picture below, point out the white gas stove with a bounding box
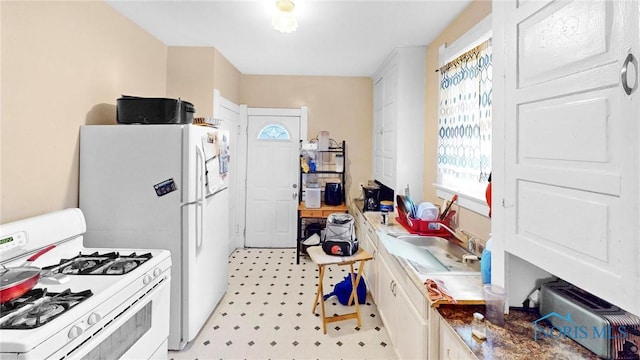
[0,209,171,360]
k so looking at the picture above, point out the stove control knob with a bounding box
[153,268,162,277]
[88,312,101,325]
[143,275,152,285]
[68,325,83,339]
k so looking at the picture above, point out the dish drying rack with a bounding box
[395,209,457,237]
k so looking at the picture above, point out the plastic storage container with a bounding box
[335,154,344,172]
[483,284,506,326]
[318,131,330,151]
[416,202,439,220]
[305,184,321,208]
[471,312,487,340]
[379,200,394,212]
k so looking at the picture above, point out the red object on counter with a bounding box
[486,182,492,218]
[395,207,456,237]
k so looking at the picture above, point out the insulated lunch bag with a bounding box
[321,213,358,256]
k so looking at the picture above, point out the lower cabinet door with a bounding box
[362,233,378,303]
[377,256,397,344]
[439,318,474,360]
[395,282,427,360]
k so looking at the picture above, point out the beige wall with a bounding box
[423,0,492,239]
[213,49,241,106]
[1,0,488,233]
[166,47,241,118]
[1,1,167,223]
[241,75,372,201]
[167,47,216,118]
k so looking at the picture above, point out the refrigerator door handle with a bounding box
[195,145,206,250]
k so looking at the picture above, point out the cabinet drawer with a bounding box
[350,203,360,218]
[363,220,378,249]
[352,206,363,223]
[300,209,323,217]
[322,209,339,217]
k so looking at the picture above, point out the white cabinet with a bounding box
[372,47,426,202]
[377,254,397,341]
[395,280,428,360]
[377,244,428,359]
[361,221,378,303]
[494,0,640,313]
[439,317,475,360]
[352,206,379,303]
[352,204,366,248]
[352,206,429,359]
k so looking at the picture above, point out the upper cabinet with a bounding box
[372,47,426,202]
[494,0,639,314]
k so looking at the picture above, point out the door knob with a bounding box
[621,53,638,95]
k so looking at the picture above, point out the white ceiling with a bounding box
[106,0,472,77]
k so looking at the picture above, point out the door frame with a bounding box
[239,106,308,248]
[213,89,241,255]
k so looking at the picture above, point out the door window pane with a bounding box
[257,124,290,140]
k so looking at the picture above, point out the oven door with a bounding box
[51,277,171,360]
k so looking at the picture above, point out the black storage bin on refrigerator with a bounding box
[116,96,195,124]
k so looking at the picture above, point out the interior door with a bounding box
[245,113,301,248]
[214,90,242,256]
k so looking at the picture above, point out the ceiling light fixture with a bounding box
[272,0,298,33]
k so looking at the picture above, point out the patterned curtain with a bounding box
[437,39,492,198]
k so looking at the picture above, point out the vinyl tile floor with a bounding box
[168,248,396,360]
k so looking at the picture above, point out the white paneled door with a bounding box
[497,0,639,313]
[245,110,302,248]
[214,90,241,256]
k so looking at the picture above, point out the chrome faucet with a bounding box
[467,237,477,253]
[436,223,466,243]
[437,223,477,253]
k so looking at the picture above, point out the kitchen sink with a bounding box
[394,235,481,273]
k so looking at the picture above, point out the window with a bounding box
[436,16,492,216]
[257,124,290,140]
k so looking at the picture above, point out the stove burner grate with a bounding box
[0,288,93,329]
[42,252,152,275]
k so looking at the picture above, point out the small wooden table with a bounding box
[307,246,373,334]
[296,202,348,264]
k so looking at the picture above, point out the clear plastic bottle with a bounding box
[471,312,487,340]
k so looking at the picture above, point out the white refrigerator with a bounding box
[79,124,230,350]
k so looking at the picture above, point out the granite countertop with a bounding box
[438,305,599,359]
[352,200,485,307]
[351,200,598,359]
